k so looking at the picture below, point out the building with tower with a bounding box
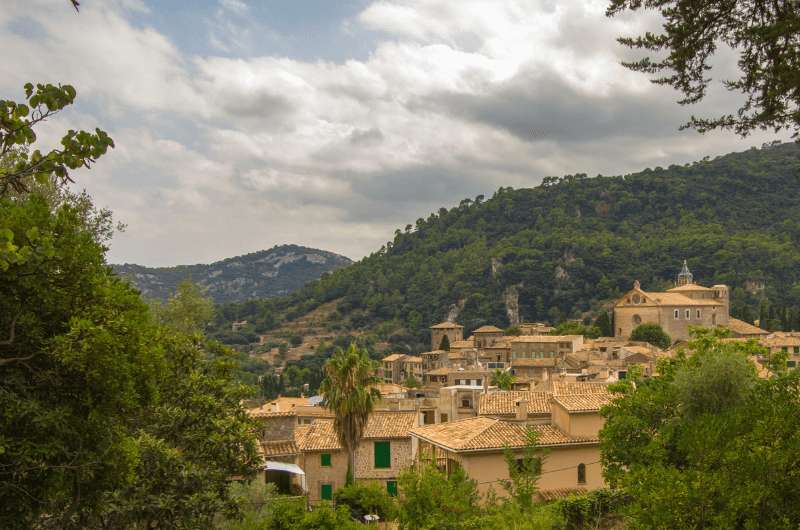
[613,262,730,343]
[430,321,464,351]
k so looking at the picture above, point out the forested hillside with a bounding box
[213,143,800,352]
[114,245,352,303]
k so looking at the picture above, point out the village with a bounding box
[246,263,796,509]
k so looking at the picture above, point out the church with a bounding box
[613,261,730,343]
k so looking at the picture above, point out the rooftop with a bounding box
[473,325,504,333]
[667,283,714,292]
[295,420,340,451]
[552,393,615,413]
[431,322,464,329]
[550,381,611,396]
[478,391,551,416]
[362,411,417,439]
[382,353,406,362]
[725,318,768,336]
[410,417,598,452]
[509,335,583,343]
[261,439,298,457]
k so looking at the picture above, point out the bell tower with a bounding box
[677,260,693,287]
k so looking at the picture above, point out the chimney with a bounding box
[515,399,528,421]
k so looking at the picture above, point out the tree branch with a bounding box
[0,313,19,346]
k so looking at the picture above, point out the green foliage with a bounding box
[593,311,613,337]
[553,489,628,530]
[491,369,515,390]
[600,332,800,528]
[630,323,671,349]
[214,143,800,353]
[397,465,482,530]
[550,321,602,339]
[500,429,546,510]
[289,334,303,347]
[438,334,450,351]
[333,482,397,521]
[403,374,421,388]
[220,488,360,530]
[0,83,114,197]
[319,343,381,484]
[607,1,800,138]
[152,279,214,334]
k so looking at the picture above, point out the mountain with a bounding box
[113,245,353,304]
[213,143,800,352]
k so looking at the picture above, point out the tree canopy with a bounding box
[630,323,672,349]
[607,0,800,138]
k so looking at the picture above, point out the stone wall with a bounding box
[300,449,348,504]
[354,438,412,480]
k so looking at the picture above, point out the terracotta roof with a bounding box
[410,418,597,452]
[473,325,504,333]
[404,356,423,363]
[261,439,298,457]
[362,411,417,439]
[667,283,714,292]
[537,488,588,501]
[450,340,475,349]
[295,420,341,451]
[640,291,722,307]
[248,409,297,419]
[509,335,582,343]
[382,353,406,362]
[421,350,446,356]
[374,383,407,395]
[478,391,550,416]
[762,332,800,346]
[431,322,463,329]
[427,367,450,375]
[552,394,615,413]
[725,318,768,336]
[550,381,611,396]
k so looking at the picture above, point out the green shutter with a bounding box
[374,441,391,468]
[320,453,331,467]
[386,480,398,497]
[321,483,333,500]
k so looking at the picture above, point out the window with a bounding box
[696,309,702,319]
[374,441,391,469]
[788,361,797,368]
[618,371,627,380]
[685,309,691,319]
[320,453,331,467]
[632,294,641,304]
[321,483,333,500]
[782,346,788,353]
[440,413,448,423]
[795,347,800,354]
[674,309,679,319]
[632,314,642,326]
[577,463,586,484]
[386,480,398,497]
[461,398,472,408]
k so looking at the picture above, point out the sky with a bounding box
[0,0,788,266]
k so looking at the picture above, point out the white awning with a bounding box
[263,461,305,475]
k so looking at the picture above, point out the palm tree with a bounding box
[491,369,515,390]
[319,342,380,484]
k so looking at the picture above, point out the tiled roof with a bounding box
[509,335,582,343]
[362,411,416,439]
[431,322,463,329]
[478,391,550,416]
[294,406,334,418]
[667,283,714,292]
[261,439,298,457]
[640,291,722,307]
[374,383,407,395]
[382,353,406,362]
[762,332,800,346]
[404,356,423,363]
[267,396,312,410]
[248,409,296,418]
[427,367,450,375]
[552,394,615,413]
[421,350,446,356]
[536,488,588,501]
[473,325,504,333]
[450,340,475,349]
[550,381,611,396]
[295,420,341,451]
[410,417,597,452]
[725,318,768,336]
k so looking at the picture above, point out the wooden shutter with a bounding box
[386,480,398,497]
[321,483,333,500]
[320,453,331,467]
[374,441,391,468]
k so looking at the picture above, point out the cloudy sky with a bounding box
[1,0,787,266]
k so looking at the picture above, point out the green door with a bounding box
[374,441,391,468]
[321,483,333,501]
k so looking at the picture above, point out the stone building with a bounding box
[380,353,423,384]
[410,391,613,500]
[430,321,464,351]
[613,262,730,343]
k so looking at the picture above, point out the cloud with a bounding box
[0,0,789,266]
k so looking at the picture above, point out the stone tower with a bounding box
[677,260,693,287]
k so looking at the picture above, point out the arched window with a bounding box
[577,463,586,484]
[632,314,642,326]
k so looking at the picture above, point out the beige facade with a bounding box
[614,264,730,343]
[430,322,464,351]
[298,448,348,504]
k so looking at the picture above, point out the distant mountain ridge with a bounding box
[113,245,353,303]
